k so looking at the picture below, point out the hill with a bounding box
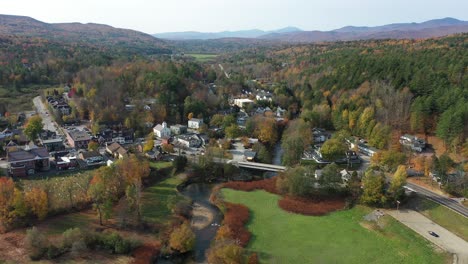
[0,14,171,54]
[154,27,302,40]
[260,18,468,42]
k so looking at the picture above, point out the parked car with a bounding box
[428,231,439,237]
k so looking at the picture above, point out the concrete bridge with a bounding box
[229,161,286,172]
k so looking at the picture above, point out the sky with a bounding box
[1,0,467,34]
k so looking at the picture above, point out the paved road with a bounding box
[32,96,58,134]
[406,182,468,217]
[388,209,468,264]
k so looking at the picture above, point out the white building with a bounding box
[233,98,254,108]
[153,122,171,138]
[188,118,204,129]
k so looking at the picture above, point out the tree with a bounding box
[348,171,362,200]
[169,222,195,253]
[0,177,15,231]
[88,141,99,151]
[281,119,312,166]
[252,142,271,164]
[25,187,48,220]
[25,227,48,260]
[206,241,244,264]
[87,167,116,225]
[225,124,241,139]
[388,165,407,202]
[320,163,342,189]
[254,117,278,146]
[360,171,386,206]
[320,138,347,161]
[24,115,43,141]
[143,134,154,152]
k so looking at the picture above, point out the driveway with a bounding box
[388,209,468,264]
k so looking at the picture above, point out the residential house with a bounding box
[233,98,254,108]
[399,134,426,152]
[170,124,187,135]
[176,134,202,148]
[106,142,128,159]
[255,91,273,102]
[79,150,104,165]
[66,130,91,149]
[154,122,171,138]
[40,138,65,152]
[7,147,50,177]
[188,118,204,129]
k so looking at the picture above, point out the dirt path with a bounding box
[388,209,468,264]
[190,202,215,230]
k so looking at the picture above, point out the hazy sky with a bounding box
[2,0,467,33]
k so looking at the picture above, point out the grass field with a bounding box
[186,53,218,62]
[411,196,468,241]
[141,175,188,224]
[149,161,173,170]
[221,189,450,264]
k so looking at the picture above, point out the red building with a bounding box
[7,147,50,177]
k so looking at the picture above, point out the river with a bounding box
[181,183,222,263]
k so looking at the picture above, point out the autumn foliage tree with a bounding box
[169,222,195,253]
[25,187,48,220]
[24,115,43,141]
[360,171,387,206]
[388,165,407,202]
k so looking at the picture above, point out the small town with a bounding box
[0,2,467,264]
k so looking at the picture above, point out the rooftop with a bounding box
[68,130,91,141]
[7,147,49,162]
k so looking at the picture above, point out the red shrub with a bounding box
[131,243,161,264]
[223,203,251,247]
[222,178,278,194]
[278,196,345,216]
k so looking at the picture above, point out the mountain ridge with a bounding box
[0,14,171,54]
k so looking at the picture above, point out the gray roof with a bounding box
[7,147,49,162]
[68,130,91,141]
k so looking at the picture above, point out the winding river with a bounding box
[180,183,222,263]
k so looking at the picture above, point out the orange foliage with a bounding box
[25,187,48,220]
[278,196,345,216]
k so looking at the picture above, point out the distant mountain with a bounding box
[260,18,468,42]
[0,14,171,54]
[154,27,302,40]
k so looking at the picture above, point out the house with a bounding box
[56,156,78,170]
[188,118,204,129]
[357,143,378,157]
[244,151,256,162]
[7,147,50,177]
[79,150,104,165]
[153,122,171,138]
[276,107,286,118]
[340,169,352,182]
[106,142,128,159]
[399,134,426,152]
[67,130,91,149]
[233,98,254,108]
[40,138,65,152]
[255,92,273,102]
[312,128,329,143]
[176,134,202,148]
[170,124,187,135]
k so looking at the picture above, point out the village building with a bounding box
[153,122,171,138]
[188,118,204,129]
[7,147,50,177]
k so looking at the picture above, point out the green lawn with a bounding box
[141,175,187,224]
[222,189,450,264]
[412,196,468,241]
[149,161,173,170]
[186,53,218,62]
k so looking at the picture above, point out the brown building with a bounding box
[7,147,50,177]
[67,130,91,149]
[106,142,128,159]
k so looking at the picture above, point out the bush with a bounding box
[223,203,251,247]
[278,196,346,216]
[25,227,48,260]
[71,240,87,258]
[46,245,63,259]
[169,222,195,253]
[61,227,84,248]
[206,240,244,264]
[222,178,278,194]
